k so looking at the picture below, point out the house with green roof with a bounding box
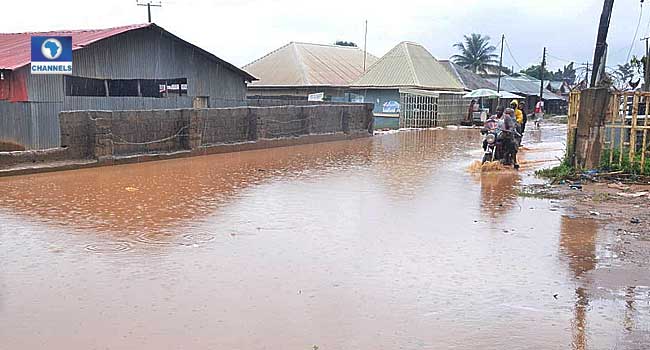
[350,42,466,129]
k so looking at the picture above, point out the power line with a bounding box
[626,1,644,62]
[503,37,524,69]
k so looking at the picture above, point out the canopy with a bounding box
[499,91,524,99]
[463,89,524,99]
[463,89,500,98]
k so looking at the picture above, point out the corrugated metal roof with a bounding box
[243,42,377,87]
[0,23,256,81]
[487,76,565,100]
[352,42,464,91]
[439,60,497,91]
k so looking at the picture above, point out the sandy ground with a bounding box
[523,178,650,286]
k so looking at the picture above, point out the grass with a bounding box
[535,160,577,182]
[600,148,650,175]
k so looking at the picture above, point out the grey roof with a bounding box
[439,60,497,91]
[243,42,378,87]
[351,42,464,91]
[487,75,565,100]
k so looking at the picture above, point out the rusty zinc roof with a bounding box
[439,60,497,91]
[0,23,256,81]
[352,42,464,91]
[243,42,378,87]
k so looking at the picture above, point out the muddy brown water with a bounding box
[1,126,648,349]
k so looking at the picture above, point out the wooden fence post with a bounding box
[574,87,611,169]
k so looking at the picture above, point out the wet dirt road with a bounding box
[1,126,648,349]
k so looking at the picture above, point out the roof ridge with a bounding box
[242,42,294,68]
[293,43,310,85]
[292,41,364,50]
[402,42,419,86]
[0,23,151,36]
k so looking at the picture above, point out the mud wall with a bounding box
[55,104,373,161]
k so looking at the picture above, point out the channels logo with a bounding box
[31,36,72,74]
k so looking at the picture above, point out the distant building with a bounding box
[243,42,377,102]
[0,23,255,150]
[350,42,465,128]
[439,60,497,91]
[487,75,567,114]
[546,80,571,96]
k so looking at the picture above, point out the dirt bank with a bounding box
[522,178,650,284]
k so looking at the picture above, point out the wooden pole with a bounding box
[590,0,614,87]
[539,47,546,101]
[642,37,650,91]
[363,20,368,72]
[497,34,504,94]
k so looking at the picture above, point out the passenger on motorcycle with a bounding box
[502,108,520,169]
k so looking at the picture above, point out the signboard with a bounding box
[382,100,400,113]
[31,36,73,74]
[308,92,325,101]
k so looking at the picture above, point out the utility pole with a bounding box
[590,0,615,87]
[497,34,505,93]
[539,47,546,101]
[137,1,162,23]
[584,62,590,87]
[363,20,368,72]
[641,36,650,91]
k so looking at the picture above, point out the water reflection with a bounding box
[0,140,373,238]
[477,172,520,219]
[559,216,598,350]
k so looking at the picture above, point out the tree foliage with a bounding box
[451,34,499,74]
[520,62,576,82]
[334,41,357,47]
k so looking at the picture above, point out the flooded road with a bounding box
[1,126,648,349]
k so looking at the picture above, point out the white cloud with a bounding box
[0,0,644,72]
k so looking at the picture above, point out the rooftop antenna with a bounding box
[137,0,162,23]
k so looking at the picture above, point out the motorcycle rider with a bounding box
[482,106,503,151]
[510,100,524,146]
[502,108,520,169]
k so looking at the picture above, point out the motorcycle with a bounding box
[481,128,520,170]
[482,129,501,164]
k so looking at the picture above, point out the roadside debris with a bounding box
[616,191,648,198]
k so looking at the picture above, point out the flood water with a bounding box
[1,126,647,349]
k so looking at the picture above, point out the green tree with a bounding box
[334,41,357,47]
[520,64,553,80]
[451,34,499,74]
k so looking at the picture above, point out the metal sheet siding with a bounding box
[0,101,62,149]
[1,26,247,149]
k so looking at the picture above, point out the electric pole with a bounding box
[137,1,162,23]
[590,0,615,87]
[641,36,650,91]
[583,62,590,87]
[497,34,505,94]
[539,47,546,101]
[363,20,368,72]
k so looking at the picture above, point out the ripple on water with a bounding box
[84,241,133,253]
[133,231,218,247]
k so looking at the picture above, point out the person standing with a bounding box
[534,99,545,128]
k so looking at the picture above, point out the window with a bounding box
[65,76,188,98]
[65,76,106,97]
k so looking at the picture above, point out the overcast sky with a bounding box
[1,0,646,78]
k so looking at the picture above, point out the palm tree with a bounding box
[451,34,499,75]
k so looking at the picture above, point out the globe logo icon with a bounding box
[41,38,62,60]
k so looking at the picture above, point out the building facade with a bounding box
[0,23,255,150]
